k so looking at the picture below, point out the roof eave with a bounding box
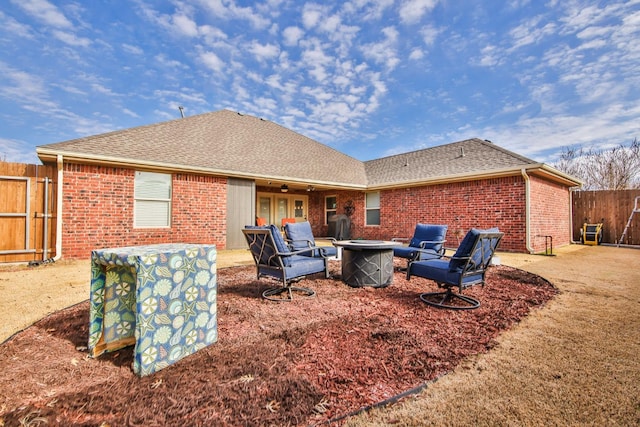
[366,164,583,190]
[531,163,583,188]
[36,149,367,190]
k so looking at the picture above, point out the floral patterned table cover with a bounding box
[88,243,217,376]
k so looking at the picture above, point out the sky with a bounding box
[1,0,639,166]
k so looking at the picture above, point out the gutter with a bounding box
[53,155,63,261]
[521,168,535,254]
[36,149,368,191]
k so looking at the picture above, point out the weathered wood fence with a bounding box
[572,190,640,245]
[0,162,57,263]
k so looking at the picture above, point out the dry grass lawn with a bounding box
[347,245,640,426]
[1,245,638,425]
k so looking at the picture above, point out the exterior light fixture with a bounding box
[280,184,289,193]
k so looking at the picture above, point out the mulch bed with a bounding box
[0,261,556,426]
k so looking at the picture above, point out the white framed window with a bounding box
[325,195,337,224]
[134,171,172,228]
[365,192,380,226]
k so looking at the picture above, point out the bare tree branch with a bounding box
[554,138,640,190]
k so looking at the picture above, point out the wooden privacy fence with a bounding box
[0,162,57,263]
[572,190,640,246]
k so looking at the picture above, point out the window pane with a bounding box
[135,200,170,227]
[366,209,380,225]
[135,171,171,199]
[134,171,171,227]
[326,196,337,210]
[366,192,380,208]
[258,197,271,224]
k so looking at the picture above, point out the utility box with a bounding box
[581,223,603,245]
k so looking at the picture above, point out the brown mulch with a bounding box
[0,261,556,427]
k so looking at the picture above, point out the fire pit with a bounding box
[333,240,401,288]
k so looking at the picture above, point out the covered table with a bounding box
[88,243,217,376]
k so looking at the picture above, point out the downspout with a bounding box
[569,188,580,244]
[53,155,63,261]
[521,169,535,254]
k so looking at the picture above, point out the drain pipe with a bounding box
[569,188,581,244]
[53,155,63,261]
[521,168,535,254]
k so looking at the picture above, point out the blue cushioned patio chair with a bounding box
[242,225,331,301]
[407,228,503,310]
[284,221,338,258]
[393,223,448,268]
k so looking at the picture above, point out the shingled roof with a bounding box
[37,110,580,189]
[36,109,367,188]
[365,138,543,188]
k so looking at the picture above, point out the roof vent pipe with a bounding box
[460,147,465,157]
[178,106,185,118]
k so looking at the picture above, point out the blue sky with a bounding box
[1,0,639,165]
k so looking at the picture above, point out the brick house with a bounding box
[35,109,581,259]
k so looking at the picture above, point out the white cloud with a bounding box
[0,63,56,110]
[155,54,188,69]
[153,89,208,110]
[199,51,225,72]
[122,43,144,55]
[398,0,438,25]
[409,48,424,60]
[52,30,91,47]
[420,24,440,46]
[198,0,270,29]
[249,41,280,61]
[477,45,502,67]
[360,26,400,71]
[509,17,557,50]
[91,83,118,97]
[342,0,394,21]
[302,3,326,29]
[0,11,35,39]
[576,25,615,39]
[172,14,199,37]
[0,137,40,163]
[11,0,72,28]
[122,108,140,118]
[282,26,304,46]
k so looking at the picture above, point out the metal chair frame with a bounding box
[408,230,503,310]
[242,227,330,301]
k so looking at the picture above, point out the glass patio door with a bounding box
[257,193,308,227]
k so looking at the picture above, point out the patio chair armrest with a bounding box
[314,237,337,244]
[279,246,328,257]
[285,238,314,248]
[417,239,446,248]
[391,237,410,243]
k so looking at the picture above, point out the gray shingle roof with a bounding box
[37,110,574,188]
[37,109,367,187]
[364,138,538,187]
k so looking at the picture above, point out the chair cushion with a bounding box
[284,221,315,251]
[284,255,327,277]
[285,221,338,258]
[449,227,499,272]
[268,224,290,254]
[393,246,419,260]
[410,224,448,251]
[410,258,484,288]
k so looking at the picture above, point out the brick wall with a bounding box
[528,174,571,253]
[310,176,572,253]
[61,165,571,258]
[62,164,227,259]
[377,177,528,252]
